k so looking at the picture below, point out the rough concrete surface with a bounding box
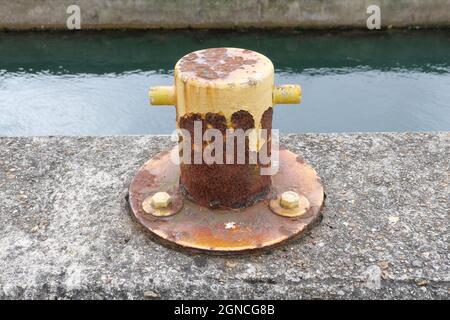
[1,0,450,29]
[0,133,449,299]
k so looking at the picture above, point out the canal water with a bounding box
[0,30,449,135]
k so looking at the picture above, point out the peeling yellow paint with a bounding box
[149,48,301,148]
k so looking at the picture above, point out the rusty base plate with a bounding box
[128,147,324,255]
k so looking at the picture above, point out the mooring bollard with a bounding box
[128,48,324,254]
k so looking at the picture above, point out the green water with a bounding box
[0,30,449,135]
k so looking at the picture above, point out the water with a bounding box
[0,30,449,135]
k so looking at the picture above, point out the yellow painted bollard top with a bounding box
[149,48,302,119]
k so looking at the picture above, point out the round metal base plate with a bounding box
[128,147,324,255]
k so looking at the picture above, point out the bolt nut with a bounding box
[271,191,311,217]
[280,191,300,209]
[142,192,172,214]
[150,192,172,209]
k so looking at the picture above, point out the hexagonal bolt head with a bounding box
[151,192,172,209]
[280,191,300,209]
[150,192,172,209]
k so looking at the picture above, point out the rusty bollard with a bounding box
[128,48,324,254]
